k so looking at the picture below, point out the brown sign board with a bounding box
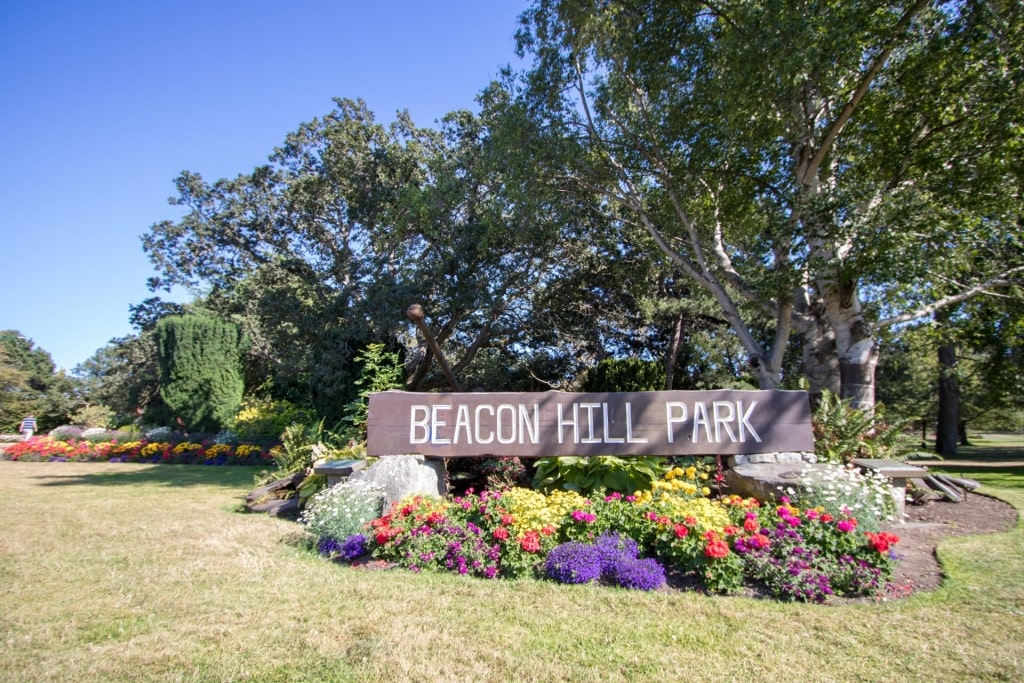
[367,389,813,458]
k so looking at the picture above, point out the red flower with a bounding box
[866,531,900,553]
[493,527,510,541]
[743,517,759,533]
[501,514,515,526]
[425,511,445,525]
[673,523,689,538]
[519,530,542,552]
[704,538,730,559]
[723,525,739,536]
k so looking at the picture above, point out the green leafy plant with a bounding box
[339,343,404,442]
[255,420,354,503]
[581,357,665,392]
[230,396,312,441]
[533,455,666,495]
[812,390,907,464]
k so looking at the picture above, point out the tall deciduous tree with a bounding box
[514,0,1024,409]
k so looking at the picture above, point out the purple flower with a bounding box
[609,557,666,591]
[545,542,603,584]
[340,534,368,561]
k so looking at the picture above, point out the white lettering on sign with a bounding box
[411,403,540,446]
[662,400,762,444]
[555,401,646,445]
[410,398,762,448]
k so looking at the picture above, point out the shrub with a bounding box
[49,425,83,441]
[230,397,311,441]
[154,315,245,432]
[301,479,386,543]
[581,357,665,392]
[70,405,115,429]
[533,455,666,495]
[813,390,907,464]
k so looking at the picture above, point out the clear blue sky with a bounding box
[1,0,530,372]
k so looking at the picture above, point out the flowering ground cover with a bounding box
[2,434,275,466]
[307,464,904,603]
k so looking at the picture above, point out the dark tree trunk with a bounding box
[935,342,959,457]
[958,420,971,446]
[664,313,684,390]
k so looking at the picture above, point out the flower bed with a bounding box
[306,465,901,603]
[2,435,275,466]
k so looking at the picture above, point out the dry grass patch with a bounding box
[2,461,1023,682]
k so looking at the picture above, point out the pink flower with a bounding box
[837,518,858,533]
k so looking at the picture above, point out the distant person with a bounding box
[19,414,36,440]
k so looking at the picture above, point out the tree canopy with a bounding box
[512,0,1024,408]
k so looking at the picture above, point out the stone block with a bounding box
[349,454,447,510]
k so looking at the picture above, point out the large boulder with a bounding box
[348,455,447,510]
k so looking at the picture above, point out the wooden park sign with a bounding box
[367,389,813,458]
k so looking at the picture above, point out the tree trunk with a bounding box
[935,341,959,458]
[824,283,878,413]
[794,308,840,407]
[958,420,970,446]
[664,313,684,391]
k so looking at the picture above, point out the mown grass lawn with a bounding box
[1,459,1022,683]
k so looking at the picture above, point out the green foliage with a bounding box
[581,358,665,393]
[812,391,907,464]
[533,456,666,495]
[339,343,404,442]
[0,330,77,431]
[260,420,368,504]
[230,396,311,441]
[70,404,115,429]
[154,315,245,432]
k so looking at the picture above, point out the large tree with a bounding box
[0,331,78,431]
[514,0,1024,408]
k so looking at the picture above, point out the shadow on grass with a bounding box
[27,464,264,490]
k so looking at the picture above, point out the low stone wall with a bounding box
[726,451,816,468]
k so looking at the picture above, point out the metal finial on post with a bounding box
[406,304,463,392]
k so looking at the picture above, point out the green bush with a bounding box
[154,315,246,432]
[582,358,665,392]
[812,391,907,464]
[533,455,666,495]
[231,397,311,441]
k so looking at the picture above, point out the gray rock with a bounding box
[724,462,834,503]
[348,455,447,510]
